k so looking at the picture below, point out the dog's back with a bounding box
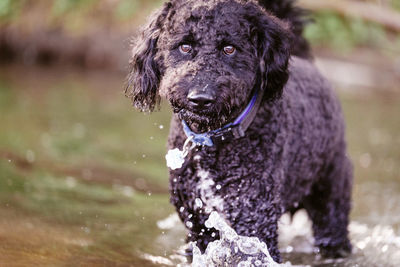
[276,57,350,209]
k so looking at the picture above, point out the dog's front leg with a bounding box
[214,167,284,263]
[230,194,282,262]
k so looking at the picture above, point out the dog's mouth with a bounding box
[176,108,229,133]
[169,84,250,133]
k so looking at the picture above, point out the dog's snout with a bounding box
[187,90,215,109]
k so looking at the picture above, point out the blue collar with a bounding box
[182,86,263,147]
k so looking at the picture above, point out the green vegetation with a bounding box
[0,0,163,27]
[0,0,25,20]
[304,11,398,53]
[393,0,400,11]
[1,0,398,52]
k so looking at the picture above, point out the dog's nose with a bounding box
[187,91,215,109]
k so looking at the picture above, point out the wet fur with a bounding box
[126,0,352,262]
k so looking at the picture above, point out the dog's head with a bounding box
[126,0,290,132]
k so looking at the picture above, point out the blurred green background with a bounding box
[1,0,399,56]
[0,0,400,266]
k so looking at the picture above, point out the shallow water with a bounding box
[0,65,399,266]
[191,211,285,267]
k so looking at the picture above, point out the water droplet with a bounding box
[238,237,259,255]
[26,150,35,163]
[159,125,164,129]
[195,198,203,208]
[285,246,293,253]
[179,207,185,213]
[216,184,222,190]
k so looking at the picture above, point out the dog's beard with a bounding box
[169,86,251,133]
[177,108,229,133]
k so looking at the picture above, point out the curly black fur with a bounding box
[257,0,312,58]
[125,0,352,263]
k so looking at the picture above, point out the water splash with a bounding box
[154,208,400,266]
[191,211,293,267]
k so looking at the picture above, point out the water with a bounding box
[191,211,287,267]
[0,65,399,266]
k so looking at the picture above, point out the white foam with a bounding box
[192,211,295,267]
[196,169,224,214]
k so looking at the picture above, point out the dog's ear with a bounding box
[254,15,291,100]
[125,3,171,112]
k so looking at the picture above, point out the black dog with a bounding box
[126,0,352,262]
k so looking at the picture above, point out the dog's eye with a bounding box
[179,44,192,54]
[223,45,236,56]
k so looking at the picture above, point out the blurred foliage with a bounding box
[0,0,164,35]
[52,0,96,16]
[393,0,400,11]
[304,11,396,52]
[0,0,399,52]
[114,0,139,20]
[0,0,25,20]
